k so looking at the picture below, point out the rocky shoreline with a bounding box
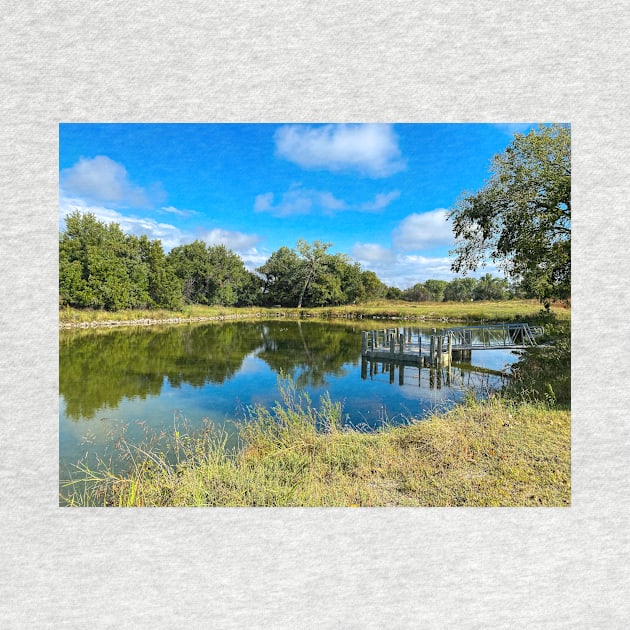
[59,310,460,330]
[59,312,271,329]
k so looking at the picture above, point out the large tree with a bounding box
[472,273,509,301]
[443,277,477,302]
[60,211,150,310]
[167,241,255,306]
[257,246,302,306]
[295,239,333,308]
[449,124,570,307]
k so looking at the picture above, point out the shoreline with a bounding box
[58,311,472,329]
[59,300,568,330]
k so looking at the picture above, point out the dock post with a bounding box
[447,333,453,364]
[429,335,435,366]
[390,333,396,359]
[361,331,368,354]
[398,332,405,358]
[436,334,443,366]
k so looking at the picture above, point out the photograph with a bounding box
[58,122,571,507]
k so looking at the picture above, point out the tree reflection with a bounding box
[60,320,363,420]
[60,322,264,420]
[255,320,360,388]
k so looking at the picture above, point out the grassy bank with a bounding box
[61,382,570,507]
[59,299,570,326]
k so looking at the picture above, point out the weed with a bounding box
[60,377,570,508]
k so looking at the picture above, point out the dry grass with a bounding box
[61,382,570,508]
[59,299,570,326]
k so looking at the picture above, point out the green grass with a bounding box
[61,380,570,508]
[59,299,570,325]
[58,304,263,324]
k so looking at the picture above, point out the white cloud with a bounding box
[351,243,394,264]
[352,243,456,287]
[200,228,268,271]
[254,186,313,216]
[254,185,399,217]
[391,209,454,251]
[274,124,406,177]
[350,208,462,286]
[159,206,199,218]
[253,192,274,212]
[60,194,265,265]
[239,250,271,270]
[200,228,263,252]
[59,195,187,249]
[60,155,166,208]
[319,192,347,211]
[359,191,400,211]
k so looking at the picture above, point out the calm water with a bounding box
[59,319,518,481]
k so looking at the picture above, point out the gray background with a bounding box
[1,1,628,627]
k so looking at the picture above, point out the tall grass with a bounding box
[61,379,570,508]
[59,299,570,326]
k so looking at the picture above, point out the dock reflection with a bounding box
[361,357,507,391]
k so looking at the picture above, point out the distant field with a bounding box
[59,299,570,325]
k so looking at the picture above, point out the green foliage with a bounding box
[166,241,258,307]
[167,240,213,304]
[423,279,448,301]
[394,275,508,303]
[443,277,477,302]
[257,246,303,306]
[60,209,536,315]
[258,241,387,308]
[472,273,508,301]
[505,320,570,408]
[361,270,387,300]
[449,124,571,306]
[60,211,152,310]
[295,239,333,308]
[386,286,403,300]
[402,283,432,302]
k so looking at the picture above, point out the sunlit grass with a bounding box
[58,304,264,324]
[61,379,570,508]
[59,299,570,325]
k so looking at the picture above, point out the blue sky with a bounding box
[59,123,538,288]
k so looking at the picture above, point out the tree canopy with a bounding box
[60,212,523,312]
[449,124,571,306]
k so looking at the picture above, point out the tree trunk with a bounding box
[297,269,312,308]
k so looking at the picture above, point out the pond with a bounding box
[59,319,519,483]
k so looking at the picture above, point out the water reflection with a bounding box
[60,320,364,420]
[60,320,519,486]
[60,322,263,419]
[60,320,515,422]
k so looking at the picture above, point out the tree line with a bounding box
[59,211,520,311]
[60,124,569,312]
[60,125,569,312]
